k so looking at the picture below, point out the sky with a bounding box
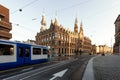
[0,0,120,47]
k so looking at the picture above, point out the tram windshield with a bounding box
[0,44,14,55]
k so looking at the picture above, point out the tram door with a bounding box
[17,44,31,66]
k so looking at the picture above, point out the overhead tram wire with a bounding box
[31,0,93,20]
[9,0,93,40]
[11,0,92,30]
[12,23,37,33]
[32,0,120,21]
[10,0,99,33]
[84,1,120,20]
[10,0,41,34]
[11,0,120,35]
[57,0,92,13]
[11,23,36,41]
[11,0,40,14]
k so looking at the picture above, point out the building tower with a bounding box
[79,21,84,41]
[54,17,59,26]
[40,14,46,32]
[77,21,84,52]
[74,17,78,33]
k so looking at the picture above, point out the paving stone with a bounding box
[93,55,120,80]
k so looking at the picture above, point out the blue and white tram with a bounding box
[0,39,49,70]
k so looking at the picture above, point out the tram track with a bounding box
[2,58,77,80]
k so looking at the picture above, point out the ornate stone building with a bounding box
[91,44,97,54]
[0,4,12,40]
[114,14,120,54]
[36,14,92,56]
[91,44,113,55]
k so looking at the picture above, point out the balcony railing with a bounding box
[0,21,12,30]
[0,31,12,39]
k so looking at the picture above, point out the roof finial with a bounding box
[41,8,46,26]
[42,8,45,15]
[80,20,83,32]
[80,20,83,27]
[54,11,59,26]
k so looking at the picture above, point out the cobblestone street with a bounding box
[93,55,120,80]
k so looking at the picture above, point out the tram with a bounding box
[0,39,49,70]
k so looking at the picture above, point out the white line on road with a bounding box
[21,67,33,72]
[49,69,68,80]
[2,59,77,80]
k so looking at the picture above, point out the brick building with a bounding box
[36,14,92,56]
[0,4,12,40]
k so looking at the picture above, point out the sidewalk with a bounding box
[83,55,120,80]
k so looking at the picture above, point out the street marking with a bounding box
[21,67,33,72]
[2,59,75,80]
[49,69,68,80]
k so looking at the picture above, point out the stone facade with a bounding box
[92,44,113,54]
[91,44,97,54]
[0,4,12,40]
[35,15,92,56]
[114,14,120,54]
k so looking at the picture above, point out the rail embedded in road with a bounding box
[2,58,77,80]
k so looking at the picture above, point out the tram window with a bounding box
[19,47,24,57]
[33,48,41,55]
[43,49,48,55]
[0,44,14,55]
[25,48,30,57]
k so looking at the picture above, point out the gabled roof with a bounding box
[114,14,120,24]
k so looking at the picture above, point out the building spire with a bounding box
[54,11,59,26]
[54,17,59,26]
[41,14,46,26]
[40,12,46,32]
[80,21,83,32]
[50,19,53,26]
[74,17,78,33]
[79,20,84,41]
